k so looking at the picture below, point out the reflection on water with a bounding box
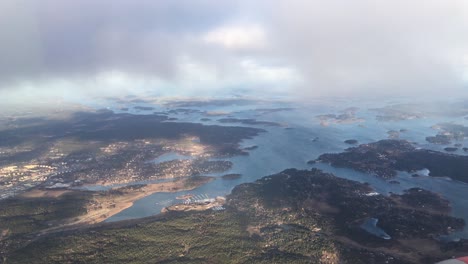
[94,99,468,239]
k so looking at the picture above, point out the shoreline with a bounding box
[21,176,215,235]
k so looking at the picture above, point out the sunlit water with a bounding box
[81,98,468,238]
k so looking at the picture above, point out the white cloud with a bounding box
[202,23,267,50]
[0,0,467,100]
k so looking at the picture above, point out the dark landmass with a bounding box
[444,147,458,152]
[344,139,358,145]
[254,108,295,114]
[168,108,202,115]
[119,107,129,111]
[218,118,283,127]
[221,174,242,180]
[0,176,215,257]
[464,148,468,152]
[0,110,265,197]
[153,111,168,115]
[387,130,400,139]
[388,180,400,185]
[426,134,452,144]
[391,188,451,214]
[427,123,467,145]
[0,111,263,149]
[133,106,155,111]
[200,118,211,121]
[4,169,466,263]
[314,139,468,183]
[454,143,463,147]
[0,190,91,238]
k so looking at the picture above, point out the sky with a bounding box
[0,0,468,103]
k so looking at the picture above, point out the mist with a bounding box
[0,0,467,103]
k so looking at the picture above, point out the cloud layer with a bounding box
[0,0,467,99]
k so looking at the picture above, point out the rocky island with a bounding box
[316,107,364,126]
[344,139,358,145]
[313,139,468,183]
[221,173,242,180]
[427,123,467,145]
[217,118,284,127]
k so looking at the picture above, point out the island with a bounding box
[217,118,284,127]
[221,173,242,180]
[133,106,155,111]
[316,107,364,126]
[344,139,358,145]
[427,123,467,145]
[444,147,458,152]
[312,139,468,183]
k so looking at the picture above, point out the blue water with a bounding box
[80,97,468,239]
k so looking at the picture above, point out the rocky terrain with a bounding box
[314,139,468,183]
[3,169,467,263]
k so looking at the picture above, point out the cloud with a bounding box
[261,0,468,97]
[0,0,240,83]
[0,0,467,100]
[202,24,267,51]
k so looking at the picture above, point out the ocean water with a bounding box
[84,98,468,238]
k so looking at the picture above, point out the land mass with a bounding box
[0,110,264,198]
[313,139,468,183]
[221,173,242,180]
[3,169,467,263]
[427,123,467,145]
[0,176,214,257]
[317,107,364,126]
[218,118,284,127]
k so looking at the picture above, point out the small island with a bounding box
[134,106,155,111]
[217,118,284,127]
[221,173,242,180]
[344,139,358,145]
[313,139,468,183]
[444,147,458,152]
